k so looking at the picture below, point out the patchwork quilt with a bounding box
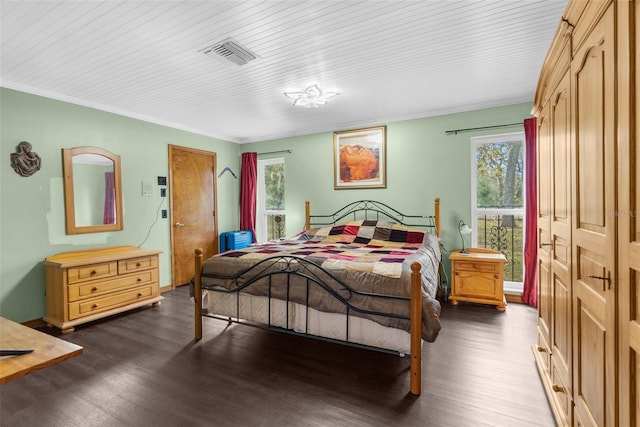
[219,220,428,279]
[200,220,442,341]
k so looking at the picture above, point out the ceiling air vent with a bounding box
[200,38,257,66]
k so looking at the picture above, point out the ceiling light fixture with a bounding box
[284,84,339,108]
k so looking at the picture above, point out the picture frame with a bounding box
[334,125,386,189]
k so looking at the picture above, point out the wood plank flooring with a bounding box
[0,287,554,426]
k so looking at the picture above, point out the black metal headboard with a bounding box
[305,199,440,237]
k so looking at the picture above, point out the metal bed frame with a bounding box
[193,198,440,396]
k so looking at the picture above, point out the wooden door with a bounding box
[537,100,553,376]
[169,145,217,287]
[571,6,616,427]
[618,1,638,426]
[549,71,573,424]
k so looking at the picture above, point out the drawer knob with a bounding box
[537,346,547,353]
[137,278,142,282]
[136,262,141,267]
[494,274,499,279]
[455,272,459,275]
[552,385,566,394]
[91,287,98,292]
[92,303,99,309]
[137,293,143,297]
[90,270,97,275]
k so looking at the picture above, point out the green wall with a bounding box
[244,103,533,285]
[0,86,532,323]
[0,88,240,323]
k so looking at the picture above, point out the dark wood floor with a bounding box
[1,287,554,427]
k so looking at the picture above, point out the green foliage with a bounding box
[265,163,285,210]
[476,141,523,208]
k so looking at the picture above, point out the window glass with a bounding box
[257,158,285,242]
[471,133,525,292]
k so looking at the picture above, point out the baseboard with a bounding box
[22,318,46,328]
[505,293,523,303]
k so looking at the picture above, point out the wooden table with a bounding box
[0,316,83,383]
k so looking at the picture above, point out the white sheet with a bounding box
[205,291,415,355]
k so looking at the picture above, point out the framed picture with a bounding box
[334,125,386,189]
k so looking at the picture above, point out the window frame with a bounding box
[256,157,285,242]
[470,131,526,293]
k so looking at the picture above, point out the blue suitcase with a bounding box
[219,230,253,252]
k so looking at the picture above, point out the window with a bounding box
[471,132,525,293]
[257,158,285,242]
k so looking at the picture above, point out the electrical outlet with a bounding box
[160,188,166,197]
[161,210,167,219]
[157,176,167,186]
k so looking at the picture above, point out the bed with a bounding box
[193,198,442,395]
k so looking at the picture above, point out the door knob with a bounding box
[175,222,185,228]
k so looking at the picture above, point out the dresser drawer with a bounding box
[68,269,159,302]
[454,261,499,273]
[67,261,118,284]
[118,255,157,274]
[68,285,157,320]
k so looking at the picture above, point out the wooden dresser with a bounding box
[43,246,163,333]
[448,248,506,311]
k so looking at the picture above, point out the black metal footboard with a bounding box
[199,254,414,355]
[193,248,425,395]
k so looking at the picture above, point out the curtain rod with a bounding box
[257,149,292,155]
[445,122,522,135]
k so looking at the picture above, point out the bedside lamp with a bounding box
[458,220,472,254]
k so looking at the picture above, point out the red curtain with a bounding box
[103,172,116,224]
[240,152,257,242]
[522,118,538,306]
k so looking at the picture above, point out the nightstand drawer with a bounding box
[67,262,118,284]
[118,256,157,274]
[455,271,498,297]
[454,261,499,273]
[68,285,156,320]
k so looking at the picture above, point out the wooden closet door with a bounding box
[549,72,572,423]
[537,102,553,375]
[618,1,639,426]
[570,5,616,427]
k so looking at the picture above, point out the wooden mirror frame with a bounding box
[62,146,124,234]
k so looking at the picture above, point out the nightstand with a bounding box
[448,248,507,311]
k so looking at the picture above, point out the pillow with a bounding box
[298,220,426,245]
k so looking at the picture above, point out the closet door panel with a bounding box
[619,2,639,425]
[571,5,616,427]
[537,104,553,368]
[550,72,572,402]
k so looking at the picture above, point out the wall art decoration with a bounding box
[334,126,386,189]
[11,141,41,177]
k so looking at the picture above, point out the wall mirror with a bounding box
[62,146,123,234]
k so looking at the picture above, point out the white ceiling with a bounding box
[0,1,567,143]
